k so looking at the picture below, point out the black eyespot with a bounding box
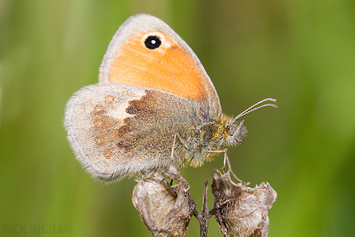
[144,35,161,49]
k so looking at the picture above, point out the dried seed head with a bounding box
[211,171,277,237]
[132,167,195,237]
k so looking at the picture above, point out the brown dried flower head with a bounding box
[132,166,195,237]
[212,170,277,237]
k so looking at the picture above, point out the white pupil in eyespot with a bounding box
[144,35,162,49]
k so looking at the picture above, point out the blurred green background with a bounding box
[1,0,355,236]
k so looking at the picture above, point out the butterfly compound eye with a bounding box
[144,35,162,49]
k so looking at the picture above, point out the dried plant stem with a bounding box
[193,180,213,237]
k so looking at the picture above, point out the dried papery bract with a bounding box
[132,166,195,237]
[211,170,277,237]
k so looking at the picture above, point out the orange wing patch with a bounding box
[107,32,207,100]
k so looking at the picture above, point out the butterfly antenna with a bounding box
[233,98,277,121]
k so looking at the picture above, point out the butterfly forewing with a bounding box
[99,14,222,118]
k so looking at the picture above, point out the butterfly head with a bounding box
[225,119,247,146]
[223,98,278,146]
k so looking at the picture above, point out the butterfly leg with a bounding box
[176,133,191,151]
[170,133,177,162]
[208,149,249,185]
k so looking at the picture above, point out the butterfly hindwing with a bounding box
[65,84,199,180]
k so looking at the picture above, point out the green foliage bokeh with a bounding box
[1,0,355,236]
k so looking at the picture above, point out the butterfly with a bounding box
[64,14,276,181]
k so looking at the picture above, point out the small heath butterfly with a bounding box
[64,14,276,181]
